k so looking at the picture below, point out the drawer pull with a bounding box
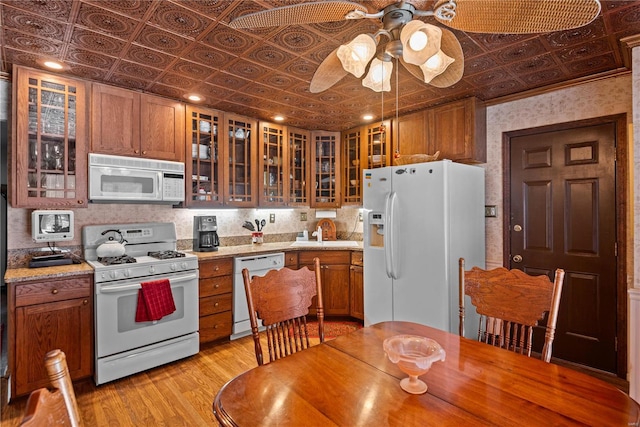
[214,325,219,329]
[214,302,219,307]
[214,266,219,271]
[214,284,220,289]
[51,289,59,295]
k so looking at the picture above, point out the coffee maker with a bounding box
[193,215,219,252]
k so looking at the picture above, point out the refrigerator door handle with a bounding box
[385,191,399,279]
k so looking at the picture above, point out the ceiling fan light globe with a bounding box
[400,21,442,65]
[337,34,377,78]
[362,59,392,92]
[420,51,455,83]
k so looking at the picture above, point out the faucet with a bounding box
[311,226,323,242]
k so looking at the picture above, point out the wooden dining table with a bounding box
[213,321,640,426]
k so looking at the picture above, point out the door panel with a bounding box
[509,122,617,373]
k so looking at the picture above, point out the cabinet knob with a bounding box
[214,325,219,329]
[77,200,84,205]
[83,299,88,305]
[134,149,139,154]
[142,151,147,155]
[214,266,219,271]
[214,302,219,307]
[214,284,220,288]
[51,288,58,295]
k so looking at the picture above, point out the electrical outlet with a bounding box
[300,212,307,221]
[358,211,363,222]
[269,213,276,223]
[485,205,497,217]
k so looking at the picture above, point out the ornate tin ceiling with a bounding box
[0,0,638,131]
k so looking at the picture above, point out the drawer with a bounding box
[299,250,351,266]
[15,276,92,307]
[200,312,232,343]
[199,293,232,316]
[284,251,298,267]
[199,258,233,278]
[199,275,232,298]
[351,251,363,266]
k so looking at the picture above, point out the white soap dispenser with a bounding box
[316,226,322,242]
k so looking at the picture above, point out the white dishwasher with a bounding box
[232,252,285,339]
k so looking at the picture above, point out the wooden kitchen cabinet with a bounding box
[185,106,224,207]
[9,275,93,397]
[288,127,310,206]
[426,97,486,164]
[91,83,185,161]
[223,113,258,207]
[363,120,392,169]
[393,110,428,156]
[258,122,287,206]
[11,66,89,208]
[342,127,361,205]
[198,257,233,344]
[310,131,341,208]
[285,251,299,269]
[300,251,350,316]
[350,251,364,320]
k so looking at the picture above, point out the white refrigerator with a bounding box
[363,160,485,337]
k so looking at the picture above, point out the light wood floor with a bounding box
[1,334,286,426]
[1,334,630,426]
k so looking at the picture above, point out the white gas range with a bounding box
[83,222,199,385]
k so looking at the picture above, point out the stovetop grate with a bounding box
[148,250,186,259]
[98,255,137,265]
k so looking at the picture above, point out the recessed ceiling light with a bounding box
[363,114,374,121]
[43,61,63,70]
[274,115,285,121]
[187,94,202,102]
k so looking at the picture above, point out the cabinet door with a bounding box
[342,127,361,205]
[224,114,257,207]
[288,127,310,206]
[426,97,486,163]
[259,122,287,206]
[394,110,427,155]
[12,66,88,208]
[15,297,92,396]
[321,264,350,316]
[310,131,341,208]
[363,120,392,169]
[185,106,224,207]
[140,94,185,161]
[91,83,141,156]
[350,265,364,320]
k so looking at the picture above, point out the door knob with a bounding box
[513,224,522,232]
[513,255,523,263]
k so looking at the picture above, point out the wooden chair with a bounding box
[242,257,324,366]
[458,258,565,362]
[20,349,82,426]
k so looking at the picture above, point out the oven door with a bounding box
[89,165,162,202]
[95,271,199,358]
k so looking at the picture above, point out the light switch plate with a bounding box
[485,205,497,217]
[269,213,275,223]
[300,212,307,221]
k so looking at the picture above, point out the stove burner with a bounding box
[98,255,137,265]
[148,250,186,260]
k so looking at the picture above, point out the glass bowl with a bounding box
[383,335,446,394]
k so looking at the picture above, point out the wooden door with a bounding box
[507,116,626,376]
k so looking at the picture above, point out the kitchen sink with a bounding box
[290,241,360,248]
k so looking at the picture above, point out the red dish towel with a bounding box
[135,279,176,322]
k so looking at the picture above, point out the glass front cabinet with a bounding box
[185,106,223,207]
[288,127,310,206]
[224,114,257,207]
[364,120,392,169]
[342,127,361,205]
[12,66,88,208]
[258,122,286,207]
[310,131,341,208]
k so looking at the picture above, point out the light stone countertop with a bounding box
[4,241,363,282]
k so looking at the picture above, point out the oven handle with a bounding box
[98,273,198,293]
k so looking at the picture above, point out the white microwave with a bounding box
[89,153,185,204]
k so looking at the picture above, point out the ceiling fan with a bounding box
[230,0,602,93]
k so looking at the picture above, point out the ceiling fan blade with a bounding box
[229,1,368,29]
[434,0,601,34]
[428,28,464,88]
[310,47,349,93]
